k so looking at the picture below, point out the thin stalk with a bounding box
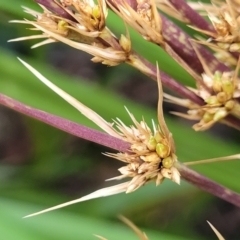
[224,115,240,131]
[128,51,204,105]
[177,162,240,207]
[1,94,240,207]
[0,94,130,152]
[168,0,215,32]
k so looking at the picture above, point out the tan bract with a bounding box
[108,0,164,45]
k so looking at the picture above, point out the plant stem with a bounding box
[35,0,75,20]
[168,0,214,32]
[177,162,240,207]
[1,94,240,207]
[161,15,229,74]
[0,94,130,152]
[128,52,204,105]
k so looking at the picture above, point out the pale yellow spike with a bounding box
[119,215,149,240]
[31,39,56,48]
[8,35,47,42]
[190,41,213,78]
[169,111,200,120]
[184,154,240,165]
[94,235,108,240]
[24,182,129,218]
[207,221,225,240]
[156,64,175,152]
[18,58,122,139]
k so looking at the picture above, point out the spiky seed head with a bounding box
[164,44,240,131]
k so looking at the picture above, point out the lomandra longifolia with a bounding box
[2,0,240,218]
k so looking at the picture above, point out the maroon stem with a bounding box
[1,94,240,206]
[0,94,130,152]
[128,52,204,105]
[34,0,75,21]
[161,15,229,74]
[224,115,240,130]
[178,163,240,207]
[168,0,215,32]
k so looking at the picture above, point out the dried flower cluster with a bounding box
[106,99,180,192]
[190,0,240,52]
[18,59,179,217]
[10,0,131,66]
[5,0,240,220]
[165,56,240,131]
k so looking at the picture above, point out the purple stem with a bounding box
[34,0,75,21]
[161,15,229,74]
[178,163,240,207]
[0,94,130,152]
[129,52,204,105]
[1,94,240,206]
[224,115,240,130]
[168,0,215,32]
[35,0,230,75]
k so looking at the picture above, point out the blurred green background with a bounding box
[0,0,240,239]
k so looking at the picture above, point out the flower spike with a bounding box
[164,44,240,131]
[19,59,180,217]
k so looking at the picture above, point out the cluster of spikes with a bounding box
[8,0,240,218]
[189,0,240,53]
[18,59,179,218]
[164,48,240,131]
[158,0,240,131]
[9,0,131,66]
[9,0,240,132]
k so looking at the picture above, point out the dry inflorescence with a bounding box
[190,0,240,52]
[165,59,240,131]
[17,59,179,217]
[106,106,180,192]
[6,0,240,218]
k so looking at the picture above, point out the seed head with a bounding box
[164,46,240,131]
[18,59,179,217]
[9,2,129,66]
[190,0,240,53]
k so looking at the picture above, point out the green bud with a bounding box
[213,109,227,121]
[205,96,218,105]
[92,6,101,19]
[57,20,68,34]
[156,143,169,158]
[120,34,131,53]
[147,136,157,151]
[162,157,173,169]
[203,112,213,123]
[216,92,227,103]
[213,72,222,92]
[154,131,163,143]
[217,42,230,49]
[225,100,235,111]
[222,79,234,95]
[143,153,160,163]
